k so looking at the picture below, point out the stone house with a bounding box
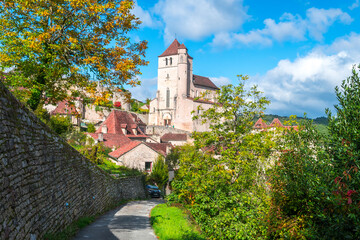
[50,100,81,126]
[149,39,219,132]
[85,110,148,149]
[109,141,171,172]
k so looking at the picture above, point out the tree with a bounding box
[0,0,148,110]
[149,156,169,195]
[87,123,96,133]
[169,76,275,239]
[324,64,360,238]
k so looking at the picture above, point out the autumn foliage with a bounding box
[0,0,148,110]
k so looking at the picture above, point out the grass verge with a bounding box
[98,159,142,177]
[150,203,206,240]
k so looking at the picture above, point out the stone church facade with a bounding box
[149,39,219,132]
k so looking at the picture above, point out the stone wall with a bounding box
[0,81,146,240]
[146,125,190,136]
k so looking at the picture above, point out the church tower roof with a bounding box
[159,39,186,57]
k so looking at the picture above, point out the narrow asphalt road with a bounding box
[73,199,164,240]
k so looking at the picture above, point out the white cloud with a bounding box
[129,77,158,101]
[154,0,249,43]
[210,76,231,87]
[253,33,360,117]
[349,0,359,10]
[132,2,160,28]
[212,7,353,48]
[306,8,352,41]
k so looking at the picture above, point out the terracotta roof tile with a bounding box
[109,141,142,158]
[193,75,219,90]
[254,118,268,129]
[51,100,79,115]
[160,133,187,142]
[159,39,181,57]
[86,133,131,148]
[145,142,172,156]
[96,110,147,138]
[270,118,284,127]
[178,43,187,49]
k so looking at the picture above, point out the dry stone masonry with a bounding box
[0,81,146,240]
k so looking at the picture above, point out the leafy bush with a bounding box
[87,123,96,133]
[267,118,333,239]
[49,114,73,137]
[148,156,169,194]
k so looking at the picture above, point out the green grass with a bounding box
[98,159,142,177]
[150,204,206,240]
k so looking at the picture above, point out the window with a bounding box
[145,162,152,172]
[153,107,156,112]
[166,88,170,108]
[165,58,168,65]
[170,57,172,65]
[180,56,183,63]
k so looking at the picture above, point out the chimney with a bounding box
[98,133,103,142]
[102,125,107,134]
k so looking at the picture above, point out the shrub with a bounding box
[49,114,73,137]
[87,123,96,133]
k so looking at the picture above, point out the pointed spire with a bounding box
[159,39,182,57]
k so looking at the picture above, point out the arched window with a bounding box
[166,88,170,108]
[165,58,168,65]
[170,57,172,65]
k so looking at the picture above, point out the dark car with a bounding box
[146,185,161,198]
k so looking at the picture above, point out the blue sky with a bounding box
[128,0,360,118]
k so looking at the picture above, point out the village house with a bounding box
[149,39,219,132]
[86,110,148,149]
[85,109,172,172]
[253,118,299,131]
[50,100,81,126]
[109,141,171,172]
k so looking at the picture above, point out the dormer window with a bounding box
[165,58,168,65]
[170,57,172,65]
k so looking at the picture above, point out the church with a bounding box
[149,39,219,132]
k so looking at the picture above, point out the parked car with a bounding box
[146,185,161,198]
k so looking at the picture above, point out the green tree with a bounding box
[149,156,169,195]
[87,123,96,133]
[169,76,275,239]
[49,114,73,137]
[323,64,360,238]
[0,0,148,110]
[268,117,333,239]
[165,145,182,171]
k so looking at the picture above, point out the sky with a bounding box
[128,0,360,118]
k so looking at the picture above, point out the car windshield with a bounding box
[147,185,159,190]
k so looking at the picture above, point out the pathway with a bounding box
[73,199,164,240]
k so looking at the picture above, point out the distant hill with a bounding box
[260,114,328,126]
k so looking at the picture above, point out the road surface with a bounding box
[73,199,164,240]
